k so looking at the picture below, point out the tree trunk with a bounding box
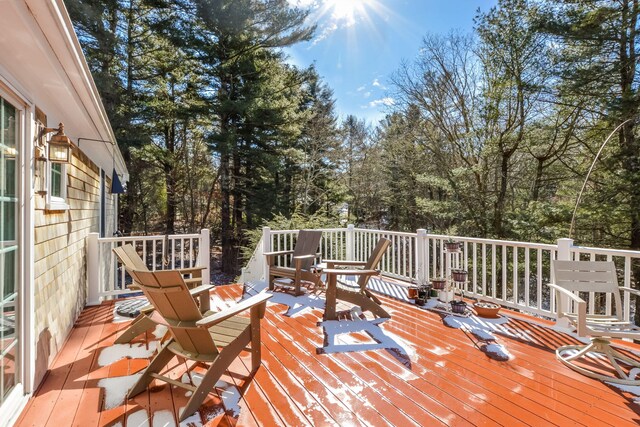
[164,122,176,234]
[493,152,509,237]
[220,148,235,273]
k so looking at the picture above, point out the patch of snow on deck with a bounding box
[152,324,169,339]
[243,281,325,317]
[152,409,176,427]
[98,341,158,366]
[180,372,242,418]
[98,373,142,409]
[482,343,511,361]
[127,409,151,427]
[606,369,640,404]
[320,318,415,365]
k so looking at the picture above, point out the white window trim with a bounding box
[0,75,35,423]
[45,150,69,211]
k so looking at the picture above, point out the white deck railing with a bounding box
[86,229,210,305]
[243,226,640,321]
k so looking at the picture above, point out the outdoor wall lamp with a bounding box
[38,122,72,163]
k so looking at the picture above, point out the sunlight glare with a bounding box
[324,0,375,25]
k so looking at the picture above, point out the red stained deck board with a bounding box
[379,297,639,426]
[15,307,100,427]
[14,283,640,427]
[380,295,640,424]
[284,311,517,427]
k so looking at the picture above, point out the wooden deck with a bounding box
[14,283,640,426]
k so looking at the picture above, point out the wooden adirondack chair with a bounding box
[323,238,391,321]
[112,244,213,344]
[126,269,271,422]
[264,229,323,295]
[550,260,640,384]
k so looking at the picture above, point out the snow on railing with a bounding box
[254,226,640,321]
[86,229,210,305]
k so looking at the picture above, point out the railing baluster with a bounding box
[409,236,414,279]
[481,243,486,297]
[537,249,542,311]
[605,254,613,316]
[524,247,530,307]
[119,243,125,290]
[550,250,556,314]
[513,246,518,304]
[391,235,396,276]
[171,238,176,269]
[502,245,507,302]
[624,256,631,321]
[491,244,497,299]
[589,252,596,314]
[440,238,445,278]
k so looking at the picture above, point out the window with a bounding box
[50,163,62,198]
[0,95,19,405]
[46,154,68,211]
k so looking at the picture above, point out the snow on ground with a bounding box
[243,281,325,317]
[98,341,158,367]
[319,317,415,362]
[481,343,511,361]
[98,373,142,409]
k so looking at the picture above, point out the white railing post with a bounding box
[346,224,355,260]
[555,238,574,327]
[262,227,271,282]
[416,229,427,284]
[199,229,211,285]
[86,232,101,306]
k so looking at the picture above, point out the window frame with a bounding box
[45,146,68,211]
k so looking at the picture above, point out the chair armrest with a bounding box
[189,284,214,297]
[547,284,586,304]
[177,266,206,274]
[323,260,368,267]
[293,254,316,268]
[196,293,272,327]
[621,286,640,297]
[264,250,294,257]
[548,283,588,335]
[323,268,379,276]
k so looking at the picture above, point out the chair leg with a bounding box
[335,289,391,319]
[127,344,175,398]
[557,337,640,385]
[179,346,241,422]
[250,311,262,373]
[115,314,157,344]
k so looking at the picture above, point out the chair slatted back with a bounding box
[113,244,148,272]
[358,238,391,289]
[553,260,623,318]
[128,269,217,355]
[292,230,322,270]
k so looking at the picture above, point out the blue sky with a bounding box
[286,0,497,124]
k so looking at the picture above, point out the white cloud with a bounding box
[372,78,382,87]
[356,85,366,92]
[368,97,395,108]
[311,21,338,46]
[363,91,371,98]
[304,0,378,47]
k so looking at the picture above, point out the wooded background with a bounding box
[67,0,640,276]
